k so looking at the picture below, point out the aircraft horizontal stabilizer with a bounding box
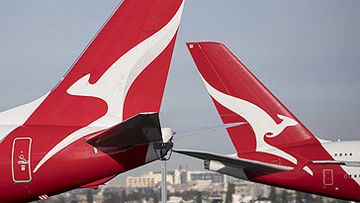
[87,113,173,152]
[174,149,293,175]
[312,160,360,167]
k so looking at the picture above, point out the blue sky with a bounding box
[0,0,359,185]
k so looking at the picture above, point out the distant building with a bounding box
[126,165,226,194]
[126,171,174,188]
[231,180,272,202]
[188,170,225,183]
[168,196,183,203]
[174,164,189,184]
[173,165,226,185]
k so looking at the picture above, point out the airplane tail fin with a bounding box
[186,42,321,156]
[0,0,185,172]
[23,0,185,127]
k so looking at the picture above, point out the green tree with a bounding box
[151,189,159,203]
[86,189,93,203]
[269,187,277,203]
[196,191,202,203]
[120,190,126,203]
[296,191,304,203]
[225,183,235,203]
[336,199,350,203]
[313,195,323,203]
[280,190,289,203]
[105,192,121,203]
[304,193,314,203]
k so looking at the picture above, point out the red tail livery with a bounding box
[176,42,360,201]
[0,0,184,202]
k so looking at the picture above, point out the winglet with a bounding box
[87,113,174,152]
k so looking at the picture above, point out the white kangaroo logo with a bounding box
[202,77,313,175]
[33,2,185,173]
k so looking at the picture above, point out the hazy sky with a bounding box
[0,0,359,185]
